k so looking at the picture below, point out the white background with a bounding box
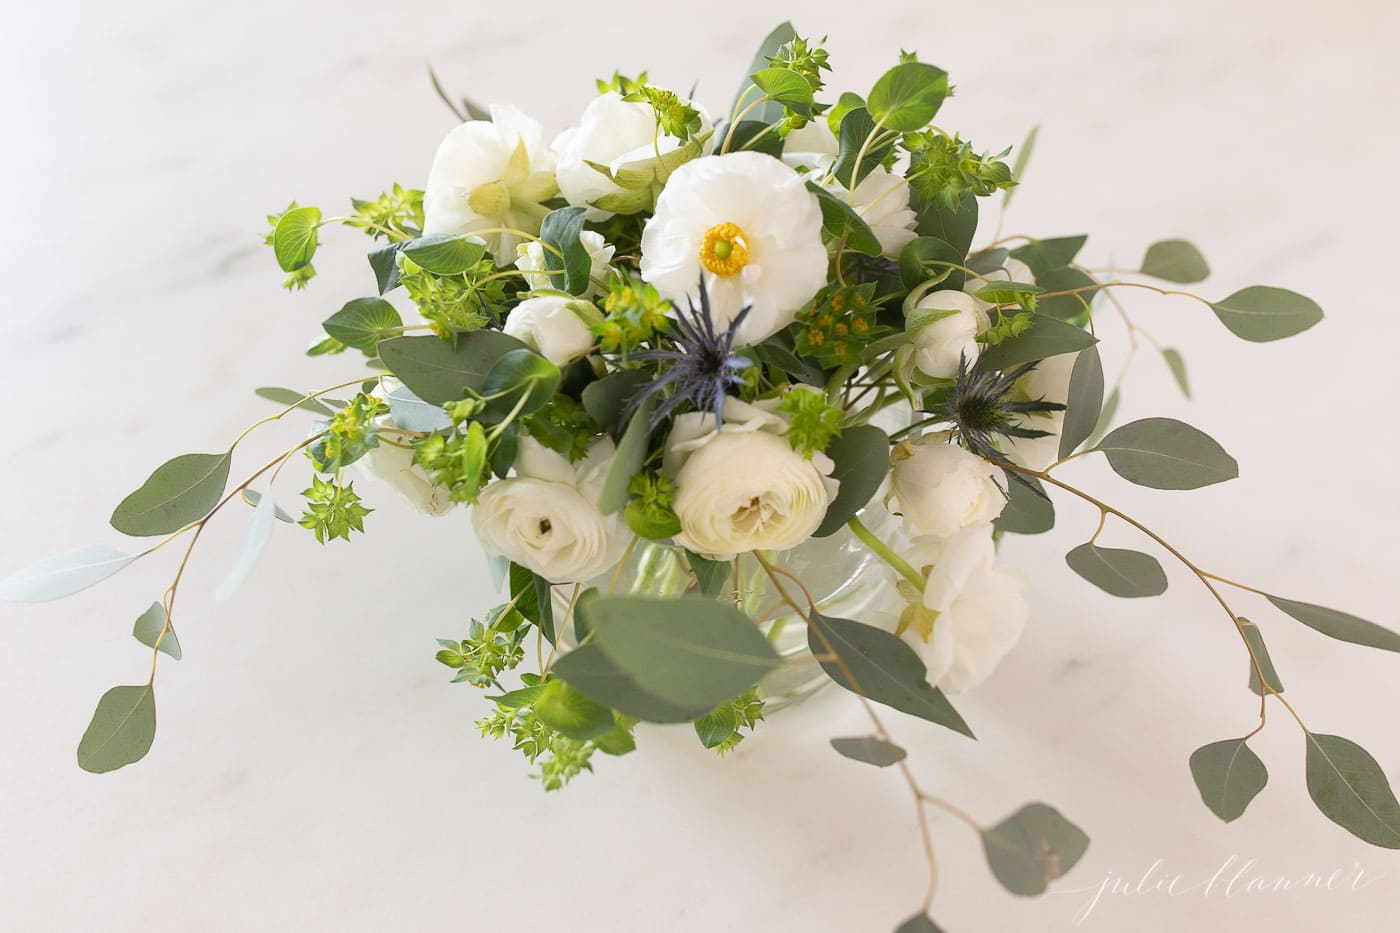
[2,0,1399,930]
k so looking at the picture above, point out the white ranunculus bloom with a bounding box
[472,437,628,583]
[554,91,712,221]
[964,257,1036,312]
[639,152,828,346]
[1003,350,1079,470]
[780,120,838,174]
[422,105,559,265]
[664,396,839,559]
[356,441,455,516]
[515,230,615,297]
[834,166,917,258]
[887,432,1005,539]
[896,523,1028,693]
[911,289,986,379]
[502,296,597,366]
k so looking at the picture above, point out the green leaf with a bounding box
[367,240,406,294]
[383,381,454,433]
[807,611,973,738]
[868,62,949,132]
[254,387,333,416]
[534,679,615,741]
[1240,618,1284,695]
[510,562,544,626]
[1092,418,1238,490]
[975,315,1097,371]
[730,21,797,126]
[213,483,277,602]
[540,207,591,295]
[0,545,138,603]
[1305,733,1400,849]
[1058,346,1104,459]
[593,718,638,756]
[582,370,651,434]
[830,735,907,767]
[972,281,1044,306]
[1085,386,1120,449]
[686,551,732,599]
[913,192,977,257]
[993,475,1055,536]
[1002,123,1039,209]
[111,452,233,537]
[322,298,402,354]
[400,233,487,274]
[597,395,654,514]
[1189,738,1268,823]
[378,331,529,405]
[132,602,181,660]
[481,348,561,419]
[1210,286,1323,342]
[1140,239,1210,284]
[552,643,704,723]
[77,683,157,774]
[894,915,946,933]
[1161,348,1191,398]
[981,803,1091,896]
[807,182,882,256]
[694,705,738,749]
[751,67,813,115]
[272,206,321,272]
[899,237,963,291]
[1065,542,1167,599]
[1034,266,1097,322]
[1009,236,1088,277]
[723,120,785,157]
[584,596,780,710]
[832,107,893,189]
[814,425,890,537]
[1265,595,1400,653]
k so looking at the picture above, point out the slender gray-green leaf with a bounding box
[77,683,157,773]
[272,206,320,272]
[1265,595,1400,653]
[322,297,402,354]
[1240,618,1283,695]
[110,452,232,536]
[894,914,946,933]
[1093,418,1238,490]
[730,21,797,125]
[384,381,453,433]
[1084,386,1120,449]
[1305,733,1400,849]
[808,611,973,737]
[1002,123,1039,209]
[830,736,907,767]
[132,602,181,660]
[976,315,1098,371]
[214,484,277,602]
[378,331,528,405]
[1161,348,1191,398]
[981,802,1091,896]
[254,387,333,416]
[243,489,295,524]
[1010,235,1088,277]
[585,596,780,710]
[1065,543,1167,598]
[1140,239,1210,283]
[0,545,138,602]
[1189,738,1268,823]
[1210,286,1323,342]
[597,396,654,514]
[815,425,890,537]
[552,643,703,723]
[1058,347,1103,459]
[994,475,1055,535]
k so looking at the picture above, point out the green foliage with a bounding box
[830,735,907,767]
[914,192,978,259]
[730,21,798,126]
[814,425,890,537]
[398,254,504,337]
[624,472,682,540]
[898,237,963,291]
[694,689,764,753]
[978,309,1034,346]
[539,207,593,295]
[971,280,1043,311]
[832,107,893,189]
[906,133,1014,211]
[593,273,672,355]
[214,483,278,602]
[1058,346,1104,459]
[1065,542,1169,598]
[77,683,157,773]
[414,421,490,503]
[1240,619,1284,695]
[132,602,181,660]
[0,545,138,603]
[378,331,530,405]
[1304,733,1400,848]
[322,297,402,355]
[268,202,321,289]
[481,349,562,419]
[867,60,949,132]
[597,395,654,515]
[1162,347,1191,398]
[401,234,489,275]
[1092,417,1238,490]
[895,915,946,933]
[1209,286,1323,342]
[779,388,843,458]
[980,803,1091,896]
[552,643,703,722]
[766,34,830,93]
[796,283,888,367]
[977,317,1098,372]
[110,451,233,537]
[1034,266,1098,322]
[993,475,1055,536]
[686,551,732,599]
[311,393,389,472]
[348,184,423,240]
[621,83,704,139]
[436,604,526,688]
[254,386,334,416]
[1003,123,1039,209]
[298,476,372,544]
[1190,738,1269,823]
[524,395,599,462]
[807,182,882,256]
[1140,239,1209,284]
[1009,236,1088,277]
[1264,595,1400,653]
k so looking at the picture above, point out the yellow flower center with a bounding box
[699,222,751,277]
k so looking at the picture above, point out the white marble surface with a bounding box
[3,0,1399,930]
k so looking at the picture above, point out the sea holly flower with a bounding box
[639,152,828,345]
[998,351,1078,470]
[422,105,559,264]
[887,431,1006,539]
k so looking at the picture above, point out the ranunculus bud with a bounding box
[888,432,1005,539]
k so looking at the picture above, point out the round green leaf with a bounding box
[481,348,561,419]
[1009,235,1087,277]
[596,395,654,515]
[993,475,1055,536]
[867,62,949,132]
[830,735,907,768]
[895,915,946,933]
[400,233,487,274]
[133,602,181,660]
[110,451,233,537]
[322,298,402,354]
[1210,286,1323,342]
[751,67,814,115]
[539,207,591,295]
[1093,417,1238,490]
[77,683,157,774]
[272,206,321,272]
[898,237,963,291]
[1190,738,1268,823]
[1065,542,1167,598]
[1305,733,1400,849]
[378,332,529,405]
[534,679,615,741]
[981,802,1091,896]
[832,107,892,189]
[808,182,882,256]
[1140,239,1210,284]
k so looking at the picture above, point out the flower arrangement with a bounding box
[6,22,1398,931]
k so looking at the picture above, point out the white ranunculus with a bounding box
[502,295,597,366]
[664,396,839,559]
[964,257,1036,312]
[472,437,628,583]
[515,230,615,297]
[780,120,838,174]
[888,432,1005,539]
[639,152,828,346]
[1003,350,1079,470]
[833,166,917,258]
[896,523,1028,693]
[422,105,559,265]
[554,91,712,221]
[356,441,455,516]
[911,289,986,379]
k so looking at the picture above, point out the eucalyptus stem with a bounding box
[847,515,924,592]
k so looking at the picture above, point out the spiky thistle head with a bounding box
[927,354,1066,465]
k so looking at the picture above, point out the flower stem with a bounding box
[847,515,924,592]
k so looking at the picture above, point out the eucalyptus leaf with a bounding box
[808,182,882,256]
[1189,738,1268,823]
[1085,387,1120,449]
[1241,618,1284,695]
[814,425,890,537]
[111,452,233,537]
[1093,418,1238,490]
[254,387,333,416]
[384,381,453,433]
[1265,595,1400,653]
[894,915,946,933]
[914,192,977,257]
[976,315,1097,371]
[830,736,907,767]
[730,21,797,126]
[722,120,785,157]
[1141,239,1210,283]
[242,489,295,524]
[481,348,561,419]
[378,331,528,405]
[132,602,181,660]
[686,551,732,599]
[1058,346,1103,459]
[868,62,949,131]
[1065,542,1167,598]
[1161,348,1191,398]
[272,206,321,272]
[1010,236,1087,277]
[832,107,893,189]
[582,370,651,433]
[1035,266,1097,321]
[553,644,703,723]
[981,803,1091,896]
[77,683,157,773]
[1210,286,1323,342]
[597,395,654,514]
[322,297,402,354]
[0,545,138,603]
[1003,123,1039,209]
[214,484,277,602]
[1305,733,1400,849]
[540,207,591,295]
[367,240,406,294]
[401,233,487,274]
[899,237,964,291]
[993,475,1055,536]
[807,611,973,737]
